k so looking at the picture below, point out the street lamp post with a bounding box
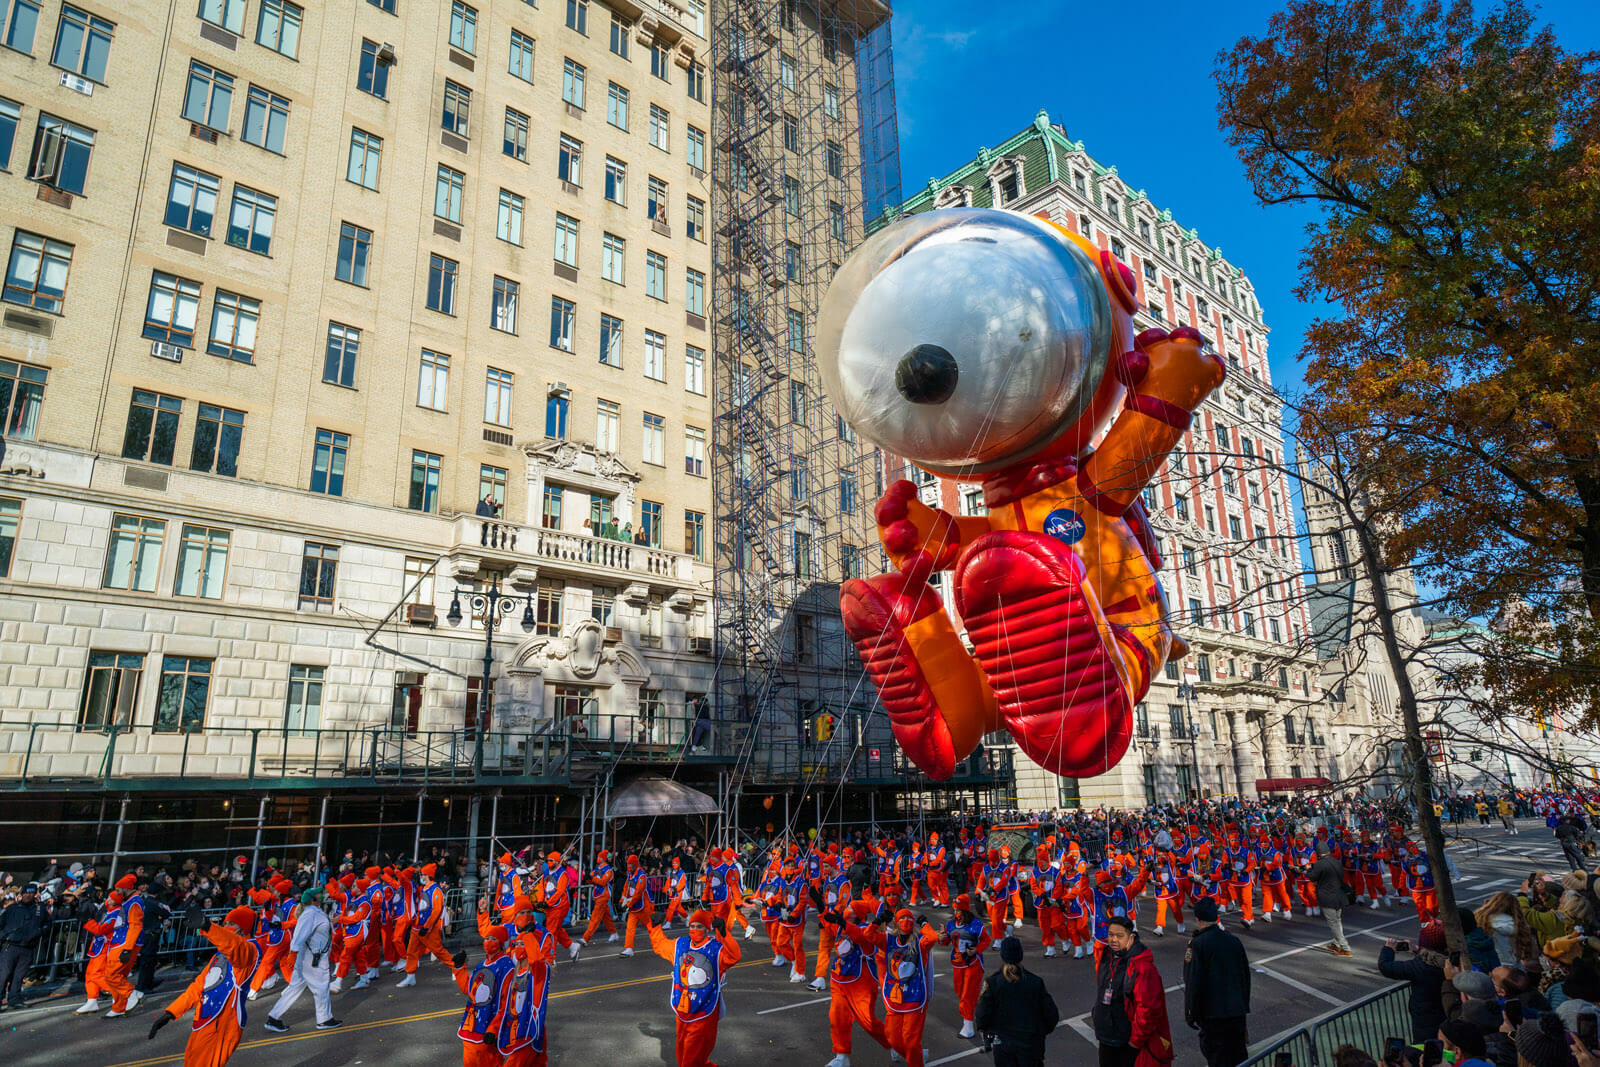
[446,574,536,777]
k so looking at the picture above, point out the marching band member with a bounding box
[452,925,511,1067]
[849,906,939,1067]
[1024,847,1066,955]
[813,853,855,991]
[620,854,653,958]
[398,862,457,986]
[74,890,119,1015]
[777,862,810,983]
[1151,850,1185,937]
[925,834,950,908]
[979,849,1016,942]
[662,856,691,929]
[103,873,145,1017]
[534,852,579,961]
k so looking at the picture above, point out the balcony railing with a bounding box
[456,516,697,584]
[565,712,730,762]
[744,738,1013,787]
[0,721,566,789]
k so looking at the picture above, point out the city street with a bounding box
[2,821,1570,1067]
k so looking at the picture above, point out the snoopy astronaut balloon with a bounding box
[816,209,1225,782]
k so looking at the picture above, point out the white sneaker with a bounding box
[1152,927,1164,938]
[1177,924,1187,933]
[329,978,343,994]
[826,1055,851,1067]
[128,990,144,1009]
[889,1051,902,1063]
[1263,912,1272,923]
[809,975,826,991]
[789,969,805,983]
[260,975,279,991]
[1370,899,1379,909]
[1073,946,1084,959]
[1044,945,1057,956]
[662,921,671,930]
[569,944,581,961]
[1012,918,1023,929]
[104,1008,127,1018]
[772,955,789,968]
[577,938,588,947]
[75,999,102,1015]
[607,933,620,943]
[959,1019,976,1038]
[247,989,258,1001]
[351,976,371,990]
[620,948,633,958]
[395,974,416,988]
[365,968,379,979]
[744,924,755,940]
[389,961,405,973]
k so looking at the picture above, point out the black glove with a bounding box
[915,914,929,928]
[808,885,825,910]
[712,917,727,937]
[148,1011,173,1040]
[119,949,132,963]
[454,951,471,971]
[872,904,890,925]
[824,911,844,927]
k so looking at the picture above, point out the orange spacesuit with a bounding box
[103,874,144,1016]
[399,863,456,985]
[145,906,261,1067]
[648,906,741,1067]
[849,909,940,1067]
[820,901,891,1063]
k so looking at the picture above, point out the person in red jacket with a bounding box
[580,850,619,945]
[1091,915,1173,1067]
[817,900,891,1067]
[145,905,262,1067]
[646,904,741,1067]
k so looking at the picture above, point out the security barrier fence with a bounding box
[1241,981,1410,1067]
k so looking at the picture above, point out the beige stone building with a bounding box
[0,0,724,790]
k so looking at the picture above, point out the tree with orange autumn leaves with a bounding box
[1216,0,1600,952]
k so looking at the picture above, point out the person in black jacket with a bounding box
[974,937,1060,1067]
[0,882,48,1009]
[136,883,172,994]
[1378,925,1449,1042]
[1183,898,1251,1066]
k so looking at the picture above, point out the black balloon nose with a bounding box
[895,344,959,405]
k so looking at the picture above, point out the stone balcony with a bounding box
[448,516,702,590]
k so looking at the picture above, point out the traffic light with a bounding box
[816,713,836,742]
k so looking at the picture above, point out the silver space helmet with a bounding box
[815,209,1114,478]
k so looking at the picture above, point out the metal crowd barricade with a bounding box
[24,904,231,985]
[1240,981,1409,1067]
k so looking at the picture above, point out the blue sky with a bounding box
[889,0,1600,398]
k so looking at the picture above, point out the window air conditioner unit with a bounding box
[688,637,712,654]
[548,382,569,395]
[405,603,437,626]
[376,42,397,64]
[151,341,184,362]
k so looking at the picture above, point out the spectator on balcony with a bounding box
[476,493,500,518]
[621,521,635,544]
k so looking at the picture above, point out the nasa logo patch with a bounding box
[1042,508,1086,546]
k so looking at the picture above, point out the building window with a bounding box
[790,457,807,501]
[484,367,512,425]
[427,254,457,314]
[0,497,17,576]
[28,113,94,195]
[602,156,626,205]
[2,0,39,54]
[491,276,518,333]
[685,268,705,317]
[103,514,164,592]
[780,52,795,90]
[824,82,841,120]
[545,391,568,440]
[408,451,441,513]
[787,308,804,352]
[165,164,219,237]
[143,272,201,347]
[789,380,806,422]
[358,38,389,98]
[595,398,619,452]
[684,345,706,394]
[644,329,665,380]
[331,222,372,287]
[441,80,470,137]
[550,296,574,350]
[417,349,450,410]
[793,532,812,580]
[601,232,625,284]
[562,57,585,108]
[648,104,669,150]
[599,313,623,367]
[434,164,464,223]
[346,128,381,189]
[175,523,229,599]
[684,124,707,172]
[565,0,587,33]
[535,578,564,638]
[645,250,667,300]
[155,655,212,733]
[479,464,507,509]
[225,185,275,254]
[686,196,705,242]
[240,85,289,154]
[641,411,664,465]
[825,140,843,180]
[684,509,704,559]
[295,541,338,610]
[1188,597,1203,625]
[3,230,70,315]
[120,390,182,467]
[554,212,579,266]
[198,0,245,33]
[509,28,535,81]
[638,499,661,547]
[0,99,20,170]
[284,664,322,735]
[830,202,846,241]
[607,81,628,129]
[504,107,528,161]
[782,113,800,153]
[558,134,582,184]
[206,291,258,362]
[647,175,668,221]
[541,484,563,529]
[310,428,347,495]
[840,476,858,514]
[650,42,669,81]
[190,403,243,476]
[323,322,359,387]
[182,61,234,131]
[449,0,476,53]
[642,594,663,645]
[0,359,44,439]
[609,13,628,57]
[679,423,706,477]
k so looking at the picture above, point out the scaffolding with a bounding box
[709,0,906,816]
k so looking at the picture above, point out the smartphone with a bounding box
[1579,1012,1599,1050]
[1421,1038,1443,1067]
[1274,1054,1293,1067]
[1383,1037,1406,1063]
[1504,1000,1524,1027]
[1393,939,1411,953]
[1449,950,1462,969]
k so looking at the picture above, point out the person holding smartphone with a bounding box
[1379,925,1448,1042]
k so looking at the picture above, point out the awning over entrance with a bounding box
[1256,776,1334,794]
[605,775,722,819]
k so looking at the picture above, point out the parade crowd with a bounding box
[3,788,1600,1067]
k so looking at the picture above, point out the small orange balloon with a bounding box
[765,822,775,833]
[762,796,774,810]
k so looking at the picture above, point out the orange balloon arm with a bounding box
[874,479,984,572]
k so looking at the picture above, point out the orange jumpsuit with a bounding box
[851,918,940,1067]
[161,925,260,1067]
[822,910,891,1056]
[621,865,652,951]
[333,886,372,979]
[775,872,808,977]
[248,894,296,994]
[104,891,144,1012]
[582,860,618,941]
[662,867,691,926]
[1025,862,1066,947]
[925,842,950,908]
[648,917,742,1067]
[941,914,991,1026]
[385,869,416,970]
[454,948,514,1067]
[81,909,115,1002]
[816,870,854,978]
[406,880,457,973]
[534,863,574,949]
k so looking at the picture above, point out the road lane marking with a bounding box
[1256,965,1345,1005]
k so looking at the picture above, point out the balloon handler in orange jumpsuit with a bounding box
[939,894,991,1039]
[73,890,119,1015]
[815,898,892,1067]
[846,906,941,1067]
[146,905,262,1067]
[450,924,512,1067]
[817,209,1226,785]
[646,903,741,1067]
[579,849,619,945]
[398,862,457,986]
[103,873,145,1017]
